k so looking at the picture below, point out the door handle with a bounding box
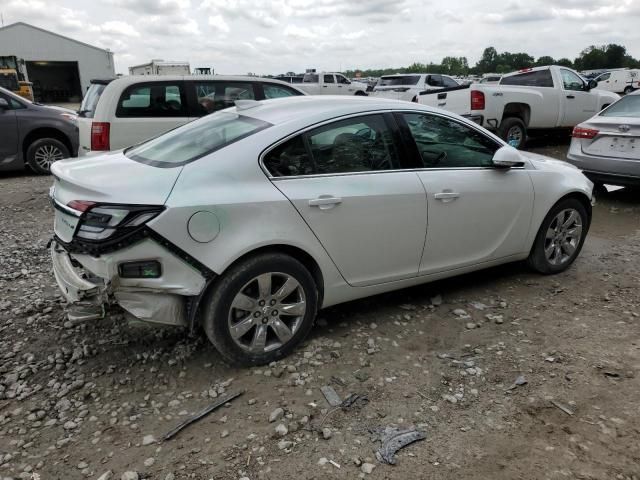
[438,102,447,107]
[434,191,460,202]
[323,85,328,88]
[493,92,503,96]
[566,95,575,99]
[309,196,342,209]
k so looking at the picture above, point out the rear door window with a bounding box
[426,75,444,87]
[500,70,554,87]
[79,83,107,118]
[323,74,335,84]
[191,81,255,116]
[442,76,459,88]
[262,83,302,99]
[116,82,187,117]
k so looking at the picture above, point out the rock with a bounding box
[274,423,288,437]
[443,394,458,404]
[164,474,175,480]
[466,322,476,330]
[63,421,77,430]
[430,295,443,306]
[361,463,376,474]
[322,427,332,440]
[121,472,139,480]
[143,457,155,467]
[269,407,284,423]
[141,434,156,446]
[77,461,88,469]
[96,472,113,480]
[318,457,329,466]
[221,429,229,438]
[453,309,468,317]
[278,439,293,450]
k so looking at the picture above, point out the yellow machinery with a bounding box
[0,56,34,101]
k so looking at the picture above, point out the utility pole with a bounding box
[1,13,5,27]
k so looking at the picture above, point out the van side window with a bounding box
[116,83,187,117]
[192,82,255,116]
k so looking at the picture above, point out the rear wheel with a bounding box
[527,198,589,274]
[498,117,526,149]
[202,253,318,366]
[623,86,633,94]
[26,138,69,174]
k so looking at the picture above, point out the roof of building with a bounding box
[0,22,112,55]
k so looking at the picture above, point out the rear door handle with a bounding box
[434,191,460,202]
[566,95,575,99]
[309,196,342,209]
[438,102,446,107]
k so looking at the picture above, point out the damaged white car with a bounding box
[50,96,594,366]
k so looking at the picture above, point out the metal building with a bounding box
[129,59,190,76]
[0,22,115,103]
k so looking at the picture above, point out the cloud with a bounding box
[105,0,191,15]
[580,23,608,33]
[100,21,140,37]
[341,30,367,40]
[284,24,316,39]
[208,14,230,33]
[255,36,271,45]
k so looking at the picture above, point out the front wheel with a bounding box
[527,198,589,274]
[26,138,69,174]
[623,87,634,94]
[201,253,318,366]
[498,117,526,149]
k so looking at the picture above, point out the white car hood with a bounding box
[50,150,182,206]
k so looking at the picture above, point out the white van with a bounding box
[77,75,306,155]
[594,70,639,94]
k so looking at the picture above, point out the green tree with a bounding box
[556,58,573,67]
[477,47,499,73]
[536,56,556,66]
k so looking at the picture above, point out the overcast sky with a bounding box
[2,0,639,75]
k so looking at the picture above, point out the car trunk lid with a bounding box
[581,116,640,160]
[50,151,182,207]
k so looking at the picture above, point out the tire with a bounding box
[354,91,367,96]
[498,117,527,149]
[527,198,589,274]
[201,253,319,366]
[26,138,69,174]
[623,86,633,95]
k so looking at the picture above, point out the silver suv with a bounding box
[0,86,78,174]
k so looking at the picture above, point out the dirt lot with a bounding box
[1,140,639,480]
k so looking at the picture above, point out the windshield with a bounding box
[599,95,640,118]
[125,111,272,167]
[80,83,107,118]
[379,75,421,86]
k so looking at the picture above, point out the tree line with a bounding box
[345,44,640,78]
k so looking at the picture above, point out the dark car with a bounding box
[0,86,78,174]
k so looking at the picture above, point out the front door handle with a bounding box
[309,196,342,210]
[566,95,575,99]
[434,191,460,203]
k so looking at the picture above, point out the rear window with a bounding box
[599,95,640,118]
[303,73,319,83]
[500,70,554,88]
[116,82,187,117]
[125,111,272,167]
[379,75,421,86]
[79,83,106,118]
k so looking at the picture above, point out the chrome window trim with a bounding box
[258,108,507,180]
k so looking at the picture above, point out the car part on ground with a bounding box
[49,96,593,366]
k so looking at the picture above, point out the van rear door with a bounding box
[77,80,110,156]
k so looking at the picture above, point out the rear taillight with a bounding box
[91,122,110,151]
[471,90,485,110]
[67,200,96,212]
[572,126,599,139]
[412,96,419,103]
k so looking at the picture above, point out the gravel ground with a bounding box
[1,140,639,480]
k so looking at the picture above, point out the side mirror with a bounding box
[587,79,598,91]
[0,98,9,109]
[492,145,525,168]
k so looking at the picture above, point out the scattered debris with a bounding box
[163,391,244,441]
[506,375,528,391]
[320,385,342,407]
[329,459,341,468]
[370,426,427,465]
[340,393,369,409]
[603,371,620,378]
[550,400,574,416]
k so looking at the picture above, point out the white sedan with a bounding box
[567,90,640,187]
[50,96,594,366]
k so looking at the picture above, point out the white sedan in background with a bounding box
[50,96,593,366]
[567,90,640,187]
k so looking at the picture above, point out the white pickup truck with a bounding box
[298,72,368,96]
[369,73,460,102]
[419,65,620,148]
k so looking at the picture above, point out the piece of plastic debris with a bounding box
[370,426,427,465]
[320,385,342,407]
[550,400,574,416]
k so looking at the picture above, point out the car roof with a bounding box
[107,75,301,88]
[234,95,442,126]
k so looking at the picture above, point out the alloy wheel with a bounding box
[34,144,64,170]
[507,126,523,147]
[544,208,583,266]
[227,272,306,353]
